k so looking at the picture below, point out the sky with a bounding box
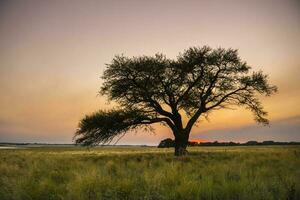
[0,0,299,145]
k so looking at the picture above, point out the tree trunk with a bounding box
[174,131,189,156]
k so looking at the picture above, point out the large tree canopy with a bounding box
[75,46,277,155]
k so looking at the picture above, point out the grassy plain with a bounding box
[0,145,299,200]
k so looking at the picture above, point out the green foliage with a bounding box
[0,146,299,200]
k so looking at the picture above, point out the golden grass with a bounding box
[1,146,299,200]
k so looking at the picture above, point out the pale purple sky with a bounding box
[0,0,299,144]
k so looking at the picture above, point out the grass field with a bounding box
[1,146,299,200]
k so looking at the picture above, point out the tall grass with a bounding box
[0,146,299,200]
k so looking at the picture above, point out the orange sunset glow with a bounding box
[190,139,207,144]
[0,0,300,145]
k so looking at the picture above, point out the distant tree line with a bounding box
[157,138,300,148]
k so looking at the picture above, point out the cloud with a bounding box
[192,115,300,142]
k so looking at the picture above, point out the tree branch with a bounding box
[206,86,247,110]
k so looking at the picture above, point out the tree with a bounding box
[158,138,201,147]
[158,138,175,148]
[74,46,277,156]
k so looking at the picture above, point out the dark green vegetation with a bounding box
[75,46,277,156]
[1,146,299,200]
[157,138,300,148]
